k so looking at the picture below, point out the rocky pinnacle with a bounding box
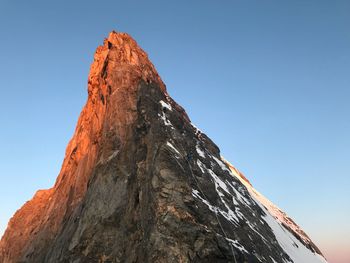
[0,31,326,263]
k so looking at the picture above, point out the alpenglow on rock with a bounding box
[0,31,327,263]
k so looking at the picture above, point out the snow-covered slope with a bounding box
[223,158,328,263]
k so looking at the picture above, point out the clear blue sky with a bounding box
[0,1,349,262]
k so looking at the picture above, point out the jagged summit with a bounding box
[0,32,327,263]
[88,31,166,97]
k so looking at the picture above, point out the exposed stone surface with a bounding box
[0,32,326,263]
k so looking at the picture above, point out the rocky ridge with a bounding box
[0,31,327,263]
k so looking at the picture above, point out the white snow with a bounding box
[211,155,230,172]
[196,144,206,158]
[223,158,328,263]
[194,160,241,224]
[166,141,181,156]
[256,199,328,263]
[196,159,206,173]
[192,189,215,211]
[225,237,249,254]
[158,100,175,128]
[207,168,230,195]
[159,100,172,111]
[190,143,327,263]
[158,112,174,129]
[191,123,202,137]
[192,188,240,225]
[226,181,252,206]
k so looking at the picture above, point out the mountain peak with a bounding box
[104,30,147,66]
[105,31,136,50]
[0,32,327,263]
[88,31,166,101]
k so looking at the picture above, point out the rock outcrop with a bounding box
[0,31,327,263]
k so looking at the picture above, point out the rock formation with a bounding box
[0,31,327,263]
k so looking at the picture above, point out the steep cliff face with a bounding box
[0,32,327,263]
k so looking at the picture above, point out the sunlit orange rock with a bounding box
[0,31,167,263]
[0,31,327,263]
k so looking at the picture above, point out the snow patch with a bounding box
[160,100,172,111]
[256,198,327,263]
[192,189,240,225]
[191,123,202,137]
[196,144,206,158]
[225,237,249,254]
[158,112,174,129]
[224,158,328,263]
[196,159,206,174]
[166,141,181,156]
[194,160,241,224]
[211,155,230,172]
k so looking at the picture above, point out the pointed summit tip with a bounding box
[88,30,166,94]
[0,30,327,263]
[105,30,136,47]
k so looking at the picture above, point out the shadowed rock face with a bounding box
[0,32,326,263]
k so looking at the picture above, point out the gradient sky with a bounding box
[0,1,349,262]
